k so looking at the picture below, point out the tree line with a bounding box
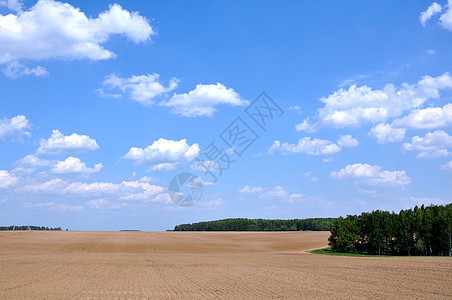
[329,204,452,256]
[0,225,62,231]
[174,218,335,231]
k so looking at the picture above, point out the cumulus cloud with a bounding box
[17,178,165,202]
[102,74,179,106]
[369,123,406,144]
[2,61,47,78]
[401,130,452,158]
[0,0,23,13]
[420,2,442,26]
[258,186,289,199]
[23,202,83,212]
[50,157,102,174]
[37,130,99,155]
[441,160,452,170]
[337,135,359,147]
[268,137,341,156]
[331,163,411,187]
[0,170,19,188]
[15,154,51,167]
[239,185,263,193]
[13,154,54,174]
[392,103,452,130]
[296,73,452,132]
[123,138,200,172]
[0,115,30,139]
[421,0,452,30]
[160,83,249,117]
[14,154,101,175]
[440,0,452,29]
[0,0,154,65]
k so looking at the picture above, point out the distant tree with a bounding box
[174,218,335,232]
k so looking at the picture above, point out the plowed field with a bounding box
[0,231,450,299]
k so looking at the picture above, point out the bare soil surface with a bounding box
[0,231,450,299]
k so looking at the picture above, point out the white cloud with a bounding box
[160,83,249,117]
[37,130,99,155]
[0,170,19,188]
[420,0,452,30]
[296,73,452,131]
[13,154,102,175]
[239,185,263,193]
[2,61,47,78]
[0,0,23,13]
[269,137,341,156]
[337,134,359,147]
[332,163,381,178]
[392,103,452,130]
[425,49,436,55]
[302,171,318,183]
[289,105,301,111]
[295,118,312,132]
[102,74,179,106]
[13,154,54,174]
[440,0,452,29]
[138,176,158,183]
[146,163,178,172]
[258,186,321,203]
[23,202,83,212]
[50,157,102,174]
[441,160,452,170]
[15,154,52,167]
[331,163,411,187]
[369,123,406,144]
[420,2,442,26]
[17,178,165,202]
[401,130,452,158]
[86,198,126,210]
[258,186,289,199]
[123,138,199,172]
[96,88,122,99]
[0,115,30,139]
[0,0,153,65]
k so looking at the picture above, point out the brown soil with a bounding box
[0,231,450,299]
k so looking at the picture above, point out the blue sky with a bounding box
[0,0,451,230]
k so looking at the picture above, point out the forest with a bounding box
[173,218,335,231]
[328,204,452,256]
[0,226,62,231]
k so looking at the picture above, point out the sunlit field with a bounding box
[0,231,450,299]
